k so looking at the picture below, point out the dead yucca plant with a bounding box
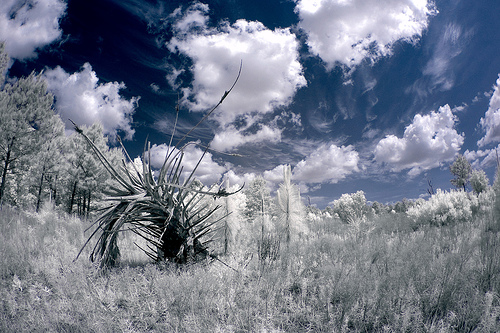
[74,63,242,268]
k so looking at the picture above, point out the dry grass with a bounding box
[1,203,500,332]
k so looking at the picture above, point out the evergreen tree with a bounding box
[30,116,66,211]
[0,72,55,206]
[0,42,8,85]
[63,123,123,216]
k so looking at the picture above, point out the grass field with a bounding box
[1,200,500,332]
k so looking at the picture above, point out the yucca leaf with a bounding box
[174,60,242,150]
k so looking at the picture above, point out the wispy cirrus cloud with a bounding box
[374,104,463,176]
[295,0,436,69]
[43,63,139,139]
[0,0,66,60]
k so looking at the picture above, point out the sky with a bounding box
[2,0,500,208]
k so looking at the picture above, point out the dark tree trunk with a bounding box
[0,156,9,208]
[0,139,14,207]
[36,166,46,212]
[68,181,77,214]
[51,175,58,205]
[82,191,86,217]
[86,190,91,218]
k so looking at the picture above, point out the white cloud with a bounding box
[170,2,209,33]
[263,165,287,183]
[224,169,256,188]
[149,143,226,185]
[463,147,498,170]
[43,63,139,139]
[0,0,66,60]
[422,23,470,92]
[295,0,436,69]
[150,83,160,93]
[293,144,360,183]
[478,74,500,147]
[211,124,282,152]
[374,104,463,176]
[167,3,306,127]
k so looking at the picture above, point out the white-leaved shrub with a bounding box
[491,165,500,231]
[470,169,489,194]
[407,189,473,227]
[476,187,495,216]
[331,191,369,224]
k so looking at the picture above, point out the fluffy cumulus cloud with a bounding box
[263,165,288,183]
[478,74,500,147]
[43,63,139,139]
[295,0,436,69]
[464,146,500,170]
[224,169,257,188]
[374,104,463,176]
[292,144,359,183]
[149,143,227,185]
[167,3,306,128]
[0,0,66,60]
[211,125,282,152]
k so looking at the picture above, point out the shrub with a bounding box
[407,189,473,227]
[331,191,369,224]
[470,169,489,194]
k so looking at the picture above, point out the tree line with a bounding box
[0,43,122,215]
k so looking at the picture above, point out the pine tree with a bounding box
[0,42,8,85]
[30,115,66,211]
[63,123,123,216]
[0,72,56,206]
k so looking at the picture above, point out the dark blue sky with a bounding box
[3,0,500,207]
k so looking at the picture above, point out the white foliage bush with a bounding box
[470,169,489,194]
[476,187,495,215]
[407,189,474,227]
[331,190,369,224]
[222,183,250,254]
